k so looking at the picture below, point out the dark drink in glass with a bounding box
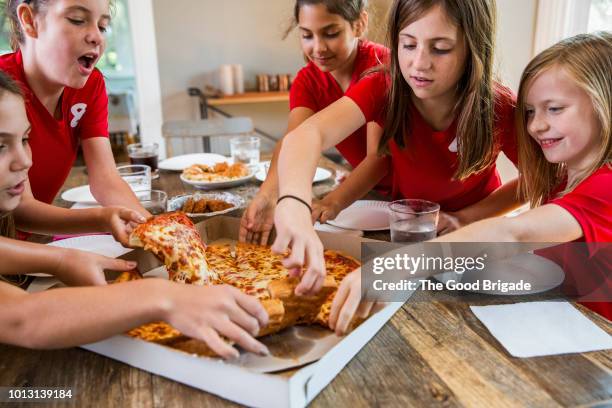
[127,143,159,179]
[130,153,158,172]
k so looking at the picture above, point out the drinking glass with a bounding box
[230,136,260,168]
[127,143,159,179]
[117,164,151,193]
[388,199,440,243]
[136,190,167,215]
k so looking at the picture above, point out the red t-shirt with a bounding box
[290,40,392,192]
[0,51,109,204]
[546,166,612,320]
[346,72,518,212]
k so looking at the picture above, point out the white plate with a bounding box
[167,192,244,218]
[437,253,565,295]
[61,185,97,203]
[180,172,253,190]
[158,153,228,171]
[30,235,132,277]
[327,200,390,231]
[254,161,332,183]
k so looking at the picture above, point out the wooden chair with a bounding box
[162,117,254,157]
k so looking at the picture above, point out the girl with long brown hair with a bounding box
[331,32,612,332]
[271,0,521,298]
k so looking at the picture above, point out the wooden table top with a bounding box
[3,159,611,407]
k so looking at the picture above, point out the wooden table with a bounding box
[2,161,611,407]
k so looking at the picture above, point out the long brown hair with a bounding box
[0,69,26,286]
[380,0,499,180]
[517,31,612,208]
[0,69,24,239]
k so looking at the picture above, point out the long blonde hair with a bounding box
[517,31,612,207]
[379,0,501,180]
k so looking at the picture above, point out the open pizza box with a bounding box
[29,216,410,408]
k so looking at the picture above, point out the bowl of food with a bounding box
[167,192,244,218]
[180,162,253,189]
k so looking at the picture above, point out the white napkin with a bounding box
[471,301,612,358]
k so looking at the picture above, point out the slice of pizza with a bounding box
[129,212,218,285]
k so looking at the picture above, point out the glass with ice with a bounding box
[388,199,440,243]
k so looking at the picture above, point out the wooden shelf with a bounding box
[206,91,289,106]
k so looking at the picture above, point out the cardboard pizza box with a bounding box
[32,216,411,408]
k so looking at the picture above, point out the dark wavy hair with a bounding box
[284,0,368,38]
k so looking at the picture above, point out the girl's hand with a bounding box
[55,248,137,286]
[311,197,341,224]
[271,198,326,296]
[165,284,270,359]
[100,207,147,246]
[239,192,276,245]
[329,268,380,336]
[437,211,463,236]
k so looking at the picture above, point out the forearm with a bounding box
[433,217,520,242]
[278,122,323,202]
[13,200,108,235]
[0,237,66,275]
[0,279,170,349]
[323,154,388,211]
[456,178,523,224]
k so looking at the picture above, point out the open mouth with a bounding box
[77,53,98,71]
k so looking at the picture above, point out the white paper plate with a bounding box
[61,185,97,203]
[436,252,565,295]
[159,153,228,171]
[29,235,132,277]
[327,200,390,231]
[254,161,332,183]
[167,192,244,218]
[180,172,253,190]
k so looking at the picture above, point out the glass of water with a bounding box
[230,136,260,168]
[117,164,151,193]
[388,199,440,243]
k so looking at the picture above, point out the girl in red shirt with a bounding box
[0,0,147,215]
[0,71,269,358]
[331,32,612,333]
[240,0,391,245]
[272,0,521,296]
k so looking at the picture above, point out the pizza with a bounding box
[128,212,218,285]
[123,214,362,357]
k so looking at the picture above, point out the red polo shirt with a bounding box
[0,50,109,204]
[290,40,392,192]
